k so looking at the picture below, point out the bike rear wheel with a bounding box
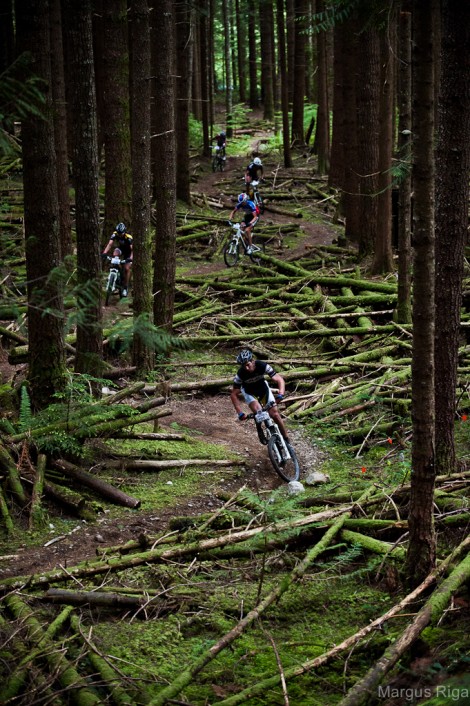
[267,435,300,482]
[223,239,240,267]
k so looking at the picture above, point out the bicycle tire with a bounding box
[267,435,300,482]
[223,239,240,267]
[218,158,225,172]
[212,156,218,172]
[105,272,116,306]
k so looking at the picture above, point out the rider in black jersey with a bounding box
[230,349,290,441]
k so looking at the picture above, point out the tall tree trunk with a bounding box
[406,1,436,587]
[235,0,246,103]
[16,0,66,410]
[342,12,360,242]
[100,0,132,239]
[396,7,412,324]
[356,22,379,258]
[63,0,103,381]
[328,21,345,191]
[153,0,177,332]
[222,0,233,137]
[434,0,470,476]
[372,20,396,273]
[286,0,295,107]
[260,0,275,121]
[291,0,307,145]
[248,3,258,108]
[175,0,192,204]
[314,0,330,176]
[50,0,72,259]
[130,0,153,374]
[200,0,211,157]
[277,0,292,168]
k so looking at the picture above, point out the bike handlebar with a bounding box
[245,400,276,420]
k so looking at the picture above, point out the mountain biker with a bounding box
[101,222,133,297]
[245,157,264,197]
[230,349,290,442]
[228,194,260,254]
[213,130,226,157]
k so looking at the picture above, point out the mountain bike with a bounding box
[246,401,300,482]
[223,221,264,267]
[212,146,226,172]
[250,180,265,214]
[103,254,129,306]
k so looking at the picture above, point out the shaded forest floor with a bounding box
[0,119,469,706]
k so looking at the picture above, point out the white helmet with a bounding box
[253,157,262,166]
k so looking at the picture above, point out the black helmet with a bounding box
[115,222,126,234]
[237,349,253,365]
[220,131,226,137]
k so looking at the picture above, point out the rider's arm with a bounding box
[271,373,285,398]
[230,386,244,416]
[102,238,114,255]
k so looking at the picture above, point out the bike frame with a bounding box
[229,223,261,254]
[246,401,300,482]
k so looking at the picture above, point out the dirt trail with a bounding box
[0,131,335,581]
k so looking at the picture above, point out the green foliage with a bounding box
[18,385,33,431]
[189,114,203,148]
[107,313,187,356]
[309,0,361,34]
[0,53,47,156]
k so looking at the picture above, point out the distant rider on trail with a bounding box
[102,222,133,297]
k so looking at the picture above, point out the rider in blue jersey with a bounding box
[228,193,260,254]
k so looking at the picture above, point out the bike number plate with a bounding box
[255,410,270,423]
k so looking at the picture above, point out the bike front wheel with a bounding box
[267,435,300,482]
[212,156,219,172]
[105,272,117,306]
[223,239,240,267]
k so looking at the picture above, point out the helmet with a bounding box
[253,157,262,166]
[115,222,126,234]
[220,131,226,137]
[238,193,248,204]
[237,349,253,365]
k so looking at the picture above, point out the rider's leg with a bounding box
[269,406,290,442]
[122,263,131,288]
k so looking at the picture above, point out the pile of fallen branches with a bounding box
[0,484,468,704]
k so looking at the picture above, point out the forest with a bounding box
[0,0,469,704]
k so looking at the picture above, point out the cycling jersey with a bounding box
[110,232,133,258]
[246,162,263,180]
[233,360,276,400]
[235,199,259,217]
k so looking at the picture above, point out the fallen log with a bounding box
[125,458,246,471]
[0,442,27,504]
[44,588,148,609]
[338,549,470,706]
[69,614,141,706]
[0,605,75,703]
[215,535,470,706]
[29,452,46,529]
[51,459,141,509]
[0,506,358,593]
[4,595,102,706]
[147,488,376,706]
